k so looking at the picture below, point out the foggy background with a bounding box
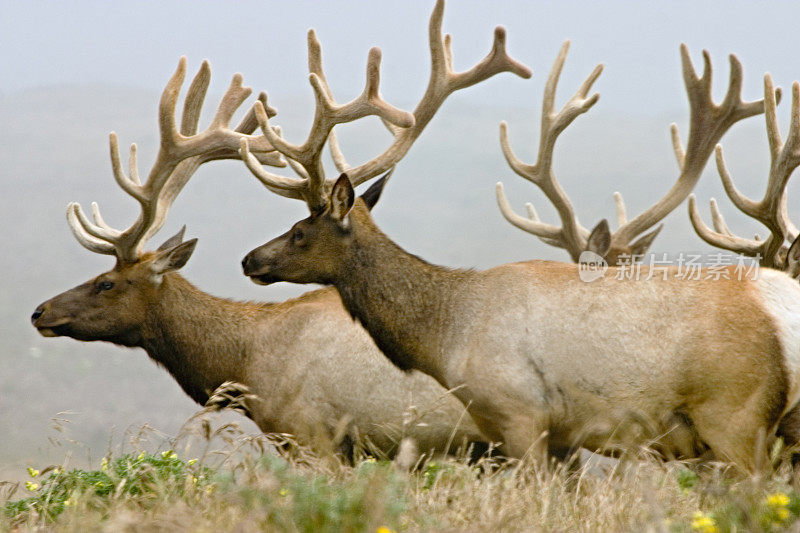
[3,1,800,478]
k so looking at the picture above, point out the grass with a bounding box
[4,411,800,532]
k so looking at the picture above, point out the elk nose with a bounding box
[31,307,45,323]
[242,253,258,275]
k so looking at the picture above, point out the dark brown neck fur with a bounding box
[333,204,473,381]
[139,273,273,405]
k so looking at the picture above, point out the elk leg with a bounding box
[550,445,582,475]
[777,402,800,469]
[501,415,551,468]
[690,402,770,474]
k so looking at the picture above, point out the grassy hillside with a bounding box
[4,409,800,532]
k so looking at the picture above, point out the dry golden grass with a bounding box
[4,404,800,532]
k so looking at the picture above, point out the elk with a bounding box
[688,75,800,278]
[241,42,800,473]
[30,57,491,459]
[496,42,781,266]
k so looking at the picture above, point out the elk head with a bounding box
[32,57,283,344]
[242,173,385,285]
[237,0,530,277]
[33,230,196,345]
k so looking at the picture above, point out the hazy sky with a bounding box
[3,1,800,113]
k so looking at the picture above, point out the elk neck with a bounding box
[139,273,269,405]
[333,204,473,386]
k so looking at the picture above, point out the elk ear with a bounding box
[629,224,663,257]
[156,225,186,252]
[585,220,611,257]
[786,235,800,278]
[329,173,355,222]
[360,169,393,211]
[149,238,198,277]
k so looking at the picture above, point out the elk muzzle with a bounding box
[31,301,70,337]
[242,248,280,286]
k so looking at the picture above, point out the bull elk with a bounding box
[688,75,800,278]
[30,57,490,459]
[241,39,800,473]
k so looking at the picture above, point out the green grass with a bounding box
[5,420,800,532]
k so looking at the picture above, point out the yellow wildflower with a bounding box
[766,492,791,508]
[376,527,394,533]
[691,511,717,533]
[52,468,61,475]
[191,476,198,484]
[137,452,145,461]
[101,457,109,472]
[27,468,39,478]
[161,450,171,459]
[279,488,288,497]
[777,507,791,521]
[187,459,197,466]
[25,482,39,492]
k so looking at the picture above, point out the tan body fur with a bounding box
[244,188,800,471]
[433,262,795,465]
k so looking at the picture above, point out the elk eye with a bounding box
[292,229,305,244]
[98,280,115,291]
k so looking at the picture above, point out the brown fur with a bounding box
[32,249,488,458]
[243,180,799,472]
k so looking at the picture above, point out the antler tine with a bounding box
[109,133,146,202]
[240,135,310,199]
[496,41,600,262]
[66,203,117,256]
[714,144,759,218]
[670,123,685,169]
[709,198,734,236]
[688,194,763,255]
[247,30,415,211]
[242,0,532,212]
[691,77,800,268]
[778,192,800,242]
[180,60,211,136]
[343,0,530,185]
[234,92,278,133]
[495,182,565,244]
[68,58,285,261]
[525,202,564,247]
[328,130,351,172]
[613,192,627,227]
[613,45,780,247]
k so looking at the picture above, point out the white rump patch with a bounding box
[757,269,800,416]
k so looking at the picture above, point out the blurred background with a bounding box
[2,0,800,478]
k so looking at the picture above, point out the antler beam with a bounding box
[612,45,778,246]
[241,0,531,212]
[496,40,600,260]
[689,77,800,269]
[497,43,777,263]
[68,57,284,261]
